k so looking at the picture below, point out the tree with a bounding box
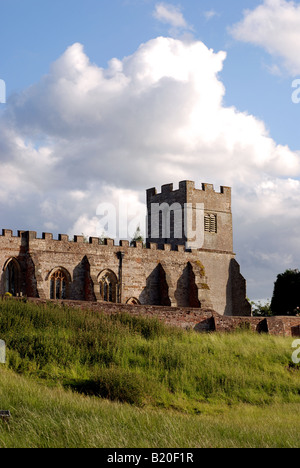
[271,269,300,316]
[130,226,144,246]
[250,300,273,317]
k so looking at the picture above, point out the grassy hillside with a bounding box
[1,368,300,448]
[0,298,299,447]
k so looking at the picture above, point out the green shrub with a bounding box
[67,367,146,406]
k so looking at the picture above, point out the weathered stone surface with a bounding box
[0,181,251,316]
[8,297,300,337]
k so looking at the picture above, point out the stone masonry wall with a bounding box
[0,181,251,317]
[0,229,250,316]
[147,181,233,252]
[7,297,300,337]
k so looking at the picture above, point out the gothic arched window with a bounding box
[3,258,21,296]
[126,297,140,305]
[99,270,118,303]
[49,269,70,300]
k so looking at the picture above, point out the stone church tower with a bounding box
[0,181,251,316]
[147,180,232,252]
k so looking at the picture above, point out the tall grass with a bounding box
[0,299,299,413]
[1,367,300,448]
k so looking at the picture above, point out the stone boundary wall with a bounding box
[4,297,300,337]
[19,297,216,331]
[213,314,300,337]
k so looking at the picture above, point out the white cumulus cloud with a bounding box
[229,0,300,75]
[153,2,193,34]
[1,36,300,300]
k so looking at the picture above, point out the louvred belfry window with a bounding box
[204,214,217,233]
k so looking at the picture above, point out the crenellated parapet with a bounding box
[0,228,231,254]
[147,180,231,198]
[0,180,250,317]
[147,180,233,253]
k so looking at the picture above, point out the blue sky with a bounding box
[1,0,300,302]
[1,0,298,148]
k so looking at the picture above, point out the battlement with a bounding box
[1,229,222,254]
[0,180,249,316]
[146,180,233,253]
[147,181,231,198]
